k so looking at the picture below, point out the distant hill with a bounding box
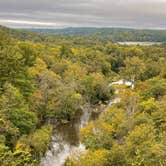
[0,25,111,45]
[1,25,166,42]
[23,27,166,42]
[0,25,53,42]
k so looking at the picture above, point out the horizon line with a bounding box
[1,24,166,31]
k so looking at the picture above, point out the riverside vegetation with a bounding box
[0,25,166,166]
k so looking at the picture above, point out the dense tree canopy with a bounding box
[0,25,166,165]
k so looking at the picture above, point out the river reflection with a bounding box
[42,109,90,166]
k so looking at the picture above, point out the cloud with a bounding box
[0,0,166,28]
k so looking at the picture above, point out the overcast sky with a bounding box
[0,0,166,29]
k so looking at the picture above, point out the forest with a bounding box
[25,27,166,42]
[0,25,166,166]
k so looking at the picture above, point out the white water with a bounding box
[42,137,85,166]
[41,108,89,166]
[42,80,133,166]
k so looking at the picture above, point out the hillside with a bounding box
[24,27,166,42]
[0,25,113,45]
[2,25,166,43]
[0,25,53,42]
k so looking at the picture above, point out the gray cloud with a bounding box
[0,0,166,28]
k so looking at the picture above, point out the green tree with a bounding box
[120,56,145,85]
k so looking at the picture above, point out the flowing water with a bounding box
[42,80,132,166]
[41,107,93,166]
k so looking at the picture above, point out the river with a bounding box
[41,107,91,166]
[41,80,132,166]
